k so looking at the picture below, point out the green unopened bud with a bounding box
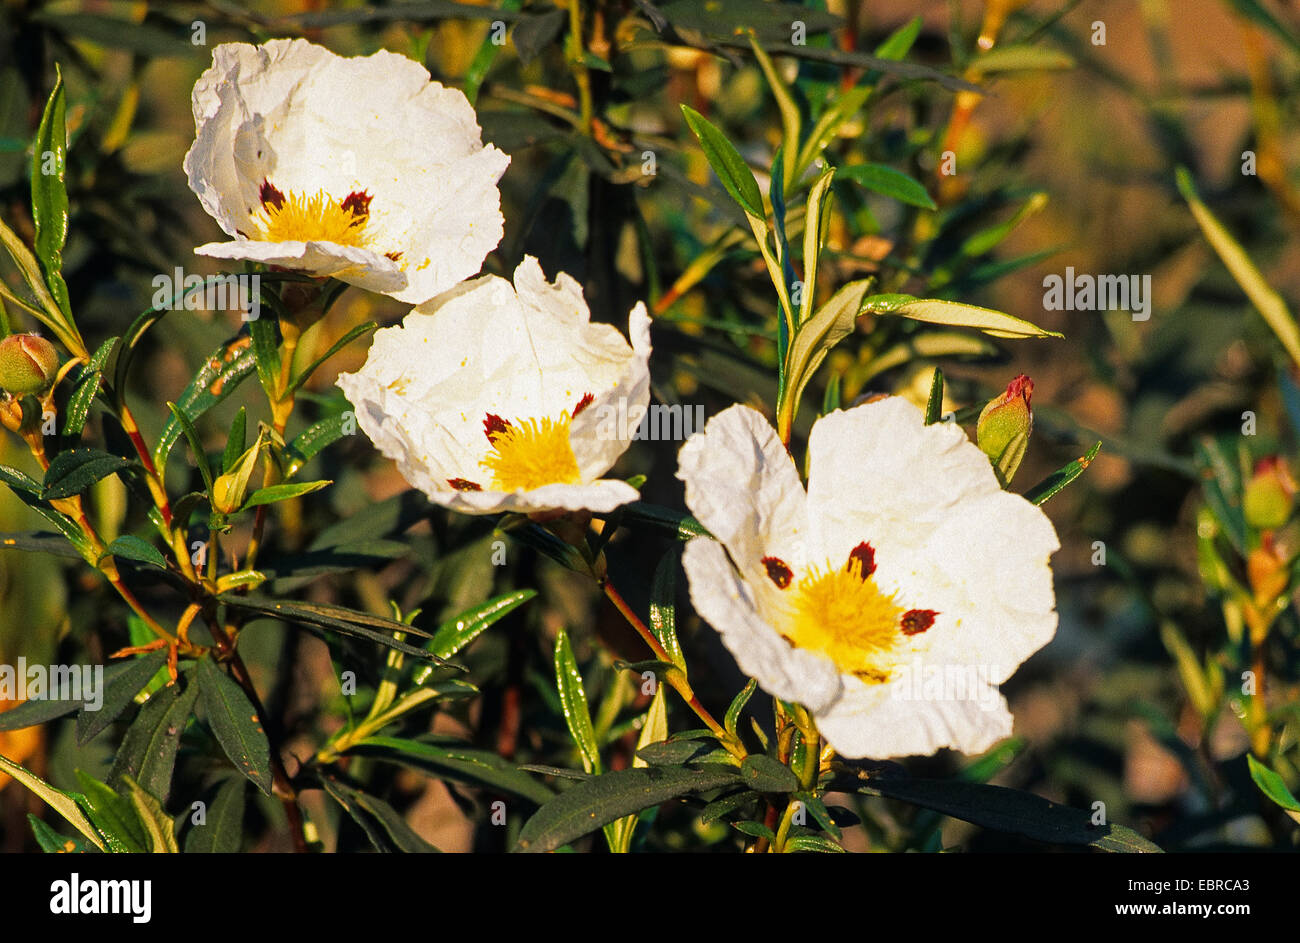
[211,433,264,515]
[1243,456,1295,531]
[0,334,59,395]
[977,374,1033,487]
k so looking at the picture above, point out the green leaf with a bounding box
[222,407,248,474]
[154,336,256,473]
[613,502,712,540]
[800,167,836,324]
[196,658,274,796]
[795,87,870,182]
[793,791,842,839]
[636,739,712,766]
[515,764,742,852]
[1177,166,1300,369]
[970,44,1074,73]
[864,296,1063,339]
[740,754,800,793]
[680,105,764,217]
[925,367,944,424]
[555,629,602,775]
[783,279,873,427]
[75,648,170,745]
[732,819,776,840]
[1023,442,1102,506]
[319,775,439,853]
[28,814,92,853]
[109,677,200,803]
[288,321,377,395]
[166,401,215,495]
[1247,755,1300,813]
[64,338,117,437]
[725,679,758,738]
[41,448,131,500]
[649,547,686,671]
[352,735,554,805]
[219,594,443,663]
[120,774,179,852]
[0,755,106,850]
[748,34,801,195]
[184,778,245,853]
[840,163,936,210]
[785,833,846,853]
[1226,0,1300,55]
[283,412,354,478]
[248,316,281,401]
[415,589,537,682]
[241,479,331,510]
[859,776,1162,852]
[103,534,166,569]
[30,66,71,322]
[75,770,148,853]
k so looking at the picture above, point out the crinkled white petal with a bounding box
[426,480,639,516]
[814,673,1013,758]
[184,38,509,303]
[569,302,652,481]
[337,256,645,514]
[195,239,405,293]
[676,404,809,605]
[682,538,842,713]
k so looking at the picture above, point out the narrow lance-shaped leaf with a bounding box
[196,658,274,795]
[0,754,106,850]
[1023,442,1102,506]
[554,628,602,775]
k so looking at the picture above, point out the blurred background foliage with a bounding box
[0,0,1298,851]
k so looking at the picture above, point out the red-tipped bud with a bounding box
[977,374,1033,486]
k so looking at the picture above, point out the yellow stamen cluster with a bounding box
[481,415,581,492]
[785,558,903,682]
[253,190,369,246]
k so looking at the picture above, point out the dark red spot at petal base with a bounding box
[259,178,285,210]
[572,392,595,418]
[484,413,512,444]
[762,556,794,589]
[900,609,938,636]
[846,541,877,578]
[384,250,403,262]
[341,190,373,218]
[448,478,482,492]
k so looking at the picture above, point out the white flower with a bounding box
[184,38,509,304]
[676,398,1059,759]
[337,256,652,515]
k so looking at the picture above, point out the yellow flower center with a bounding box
[252,182,371,247]
[784,557,904,682]
[480,414,581,492]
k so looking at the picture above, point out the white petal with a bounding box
[676,404,809,595]
[682,538,841,713]
[814,672,1013,758]
[426,480,639,516]
[195,239,406,293]
[569,302,652,480]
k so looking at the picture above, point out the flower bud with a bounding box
[0,334,59,396]
[211,434,264,515]
[1243,456,1295,531]
[977,374,1033,486]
